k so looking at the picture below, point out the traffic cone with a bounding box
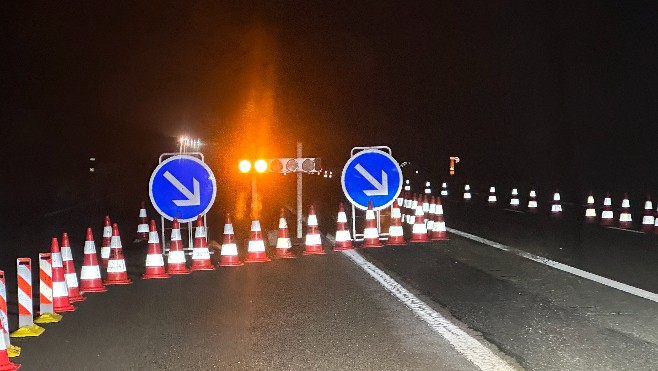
[386,199,406,245]
[431,196,449,241]
[463,184,472,201]
[426,196,436,233]
[167,219,190,274]
[104,224,132,284]
[362,201,383,248]
[618,193,633,229]
[79,228,107,293]
[551,191,562,217]
[219,214,243,266]
[441,182,448,197]
[510,188,520,209]
[410,202,430,243]
[408,194,419,225]
[654,205,658,235]
[424,181,431,194]
[600,193,614,226]
[245,220,271,262]
[50,238,75,312]
[640,197,654,232]
[0,322,20,371]
[60,233,85,302]
[275,209,297,257]
[142,221,169,279]
[0,270,21,358]
[191,216,215,271]
[421,194,430,224]
[100,216,112,268]
[488,186,497,206]
[303,205,325,255]
[584,192,597,223]
[527,189,538,213]
[396,192,405,217]
[136,202,149,242]
[333,203,354,250]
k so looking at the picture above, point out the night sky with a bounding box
[2,1,658,220]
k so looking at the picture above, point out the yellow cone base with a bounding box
[10,324,45,338]
[7,344,21,358]
[34,313,63,324]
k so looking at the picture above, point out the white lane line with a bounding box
[342,249,516,371]
[605,226,645,234]
[447,227,658,304]
[503,209,524,213]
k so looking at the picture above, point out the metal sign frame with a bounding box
[346,146,396,241]
[155,152,208,255]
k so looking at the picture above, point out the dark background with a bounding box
[1,1,657,229]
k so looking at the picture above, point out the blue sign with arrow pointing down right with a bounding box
[341,149,402,211]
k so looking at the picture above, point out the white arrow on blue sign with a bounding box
[341,149,402,211]
[149,155,217,222]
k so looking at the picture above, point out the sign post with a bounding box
[341,146,402,240]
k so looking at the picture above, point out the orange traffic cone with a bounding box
[407,194,418,225]
[527,188,538,213]
[421,194,430,224]
[426,196,436,233]
[600,193,614,226]
[410,199,430,242]
[654,205,658,235]
[584,192,597,223]
[551,191,562,217]
[142,221,169,279]
[334,203,354,250]
[386,199,406,245]
[100,216,112,268]
[104,224,132,285]
[191,216,215,271]
[640,197,654,232]
[362,201,383,248]
[0,321,20,371]
[275,209,297,258]
[60,233,85,302]
[441,182,448,197]
[618,193,633,229]
[219,214,243,266]
[431,197,449,241]
[79,228,107,293]
[136,202,149,241]
[510,188,520,209]
[0,271,21,357]
[245,220,271,262]
[463,184,472,201]
[167,219,190,274]
[303,205,325,255]
[50,238,75,312]
[488,186,497,206]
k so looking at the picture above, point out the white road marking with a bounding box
[342,249,516,371]
[447,227,658,303]
[503,209,524,213]
[605,226,645,234]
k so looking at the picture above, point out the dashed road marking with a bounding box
[605,226,645,234]
[342,249,516,371]
[447,227,658,304]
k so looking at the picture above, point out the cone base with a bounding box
[10,324,45,338]
[600,219,614,226]
[333,245,355,250]
[431,236,450,241]
[584,217,597,223]
[361,240,383,248]
[142,272,170,279]
[191,265,216,271]
[104,277,133,285]
[0,359,20,370]
[303,250,327,255]
[80,281,108,293]
[7,344,21,358]
[68,293,85,302]
[303,244,326,255]
[386,239,406,246]
[275,250,297,259]
[53,303,76,312]
[219,258,244,267]
[167,263,191,275]
[34,313,63,324]
[245,254,272,263]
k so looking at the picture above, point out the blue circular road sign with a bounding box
[149,155,217,222]
[341,149,402,211]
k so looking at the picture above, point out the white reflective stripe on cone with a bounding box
[585,209,597,217]
[107,259,127,273]
[642,216,655,224]
[412,224,427,234]
[601,211,614,219]
[101,247,111,260]
[277,238,292,249]
[53,281,68,297]
[80,266,101,279]
[363,228,379,239]
[528,201,538,208]
[171,229,182,240]
[221,244,238,255]
[248,240,265,252]
[336,230,351,241]
[389,225,404,235]
[64,273,79,288]
[145,254,165,267]
[167,251,186,264]
[83,241,96,254]
[137,224,149,233]
[337,212,348,223]
[305,234,322,245]
[192,248,210,259]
